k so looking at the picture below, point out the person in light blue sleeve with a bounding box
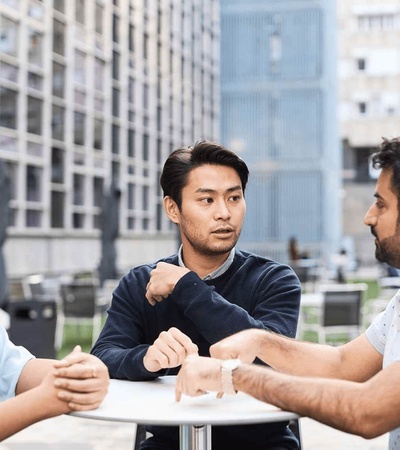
[0,324,109,441]
[176,136,400,450]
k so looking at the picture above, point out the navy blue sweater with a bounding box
[92,249,301,450]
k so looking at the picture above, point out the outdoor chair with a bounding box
[7,276,31,302]
[379,276,400,298]
[24,273,62,302]
[56,279,108,349]
[301,283,367,344]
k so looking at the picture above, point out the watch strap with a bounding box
[220,359,241,395]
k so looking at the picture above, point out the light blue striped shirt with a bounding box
[0,324,34,401]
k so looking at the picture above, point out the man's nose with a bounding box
[363,205,376,227]
[214,200,231,220]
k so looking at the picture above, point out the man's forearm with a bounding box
[0,387,57,441]
[233,363,397,439]
[15,359,55,394]
[256,331,344,378]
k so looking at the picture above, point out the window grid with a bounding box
[0,0,220,237]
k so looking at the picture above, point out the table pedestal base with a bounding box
[180,424,211,450]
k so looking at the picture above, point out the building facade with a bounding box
[220,0,341,266]
[0,0,220,276]
[338,0,400,266]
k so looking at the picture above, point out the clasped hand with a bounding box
[51,345,110,412]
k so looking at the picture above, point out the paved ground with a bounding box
[0,414,389,450]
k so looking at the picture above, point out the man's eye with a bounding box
[201,198,213,204]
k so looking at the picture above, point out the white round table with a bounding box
[71,376,299,450]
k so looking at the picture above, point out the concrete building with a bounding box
[220,0,341,266]
[338,0,400,266]
[0,0,220,276]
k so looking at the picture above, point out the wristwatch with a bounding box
[220,358,241,395]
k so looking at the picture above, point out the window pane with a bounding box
[94,58,104,90]
[26,165,42,201]
[112,87,119,117]
[51,147,64,183]
[0,15,18,57]
[127,183,135,209]
[0,134,17,152]
[93,177,103,207]
[112,14,119,43]
[28,2,44,21]
[0,61,18,82]
[93,118,103,150]
[3,162,16,213]
[27,28,43,66]
[27,71,43,91]
[143,134,149,161]
[128,77,135,104]
[112,51,120,80]
[75,0,85,25]
[73,213,84,228]
[27,96,42,135]
[53,19,65,56]
[52,104,64,141]
[74,50,86,84]
[129,24,134,52]
[27,141,43,156]
[74,111,85,145]
[73,173,84,205]
[52,62,65,98]
[0,87,17,129]
[128,129,135,157]
[95,2,103,34]
[54,0,65,13]
[74,89,86,106]
[26,209,41,227]
[112,124,119,154]
[143,185,149,211]
[51,191,64,228]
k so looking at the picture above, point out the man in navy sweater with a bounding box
[91,139,301,450]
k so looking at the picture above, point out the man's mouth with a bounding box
[212,228,234,234]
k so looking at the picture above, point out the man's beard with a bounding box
[375,232,400,269]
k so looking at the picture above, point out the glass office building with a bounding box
[0,0,219,275]
[220,0,341,265]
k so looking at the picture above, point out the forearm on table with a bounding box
[15,359,56,394]
[0,387,60,441]
[255,331,343,378]
[233,363,395,439]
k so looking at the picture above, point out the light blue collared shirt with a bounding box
[0,324,34,401]
[177,245,235,280]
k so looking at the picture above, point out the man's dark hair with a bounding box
[371,137,400,201]
[160,139,249,209]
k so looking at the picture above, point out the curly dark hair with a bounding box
[160,139,249,209]
[371,137,400,202]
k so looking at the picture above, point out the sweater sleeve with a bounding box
[170,261,301,344]
[91,269,165,381]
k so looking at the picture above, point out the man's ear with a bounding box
[163,196,180,224]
